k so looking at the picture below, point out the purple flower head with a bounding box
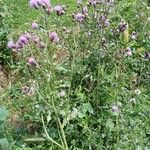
[100,15,106,22]
[18,35,29,45]
[49,32,59,43]
[105,19,110,27]
[29,0,50,9]
[126,50,132,56]
[82,6,88,16]
[89,0,97,6]
[29,0,39,8]
[100,15,110,27]
[32,22,39,29]
[31,34,40,44]
[74,13,85,23]
[38,41,45,49]
[24,33,31,40]
[46,6,53,14]
[44,0,50,5]
[126,47,132,56]
[82,6,88,14]
[77,0,82,5]
[41,0,50,6]
[112,105,118,113]
[38,0,51,8]
[54,5,65,16]
[27,57,38,67]
[7,40,15,49]
[15,41,24,50]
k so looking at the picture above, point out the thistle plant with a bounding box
[4,0,150,149]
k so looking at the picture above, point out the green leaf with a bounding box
[0,106,9,121]
[78,112,85,119]
[82,103,94,114]
[0,138,9,150]
[106,119,115,131]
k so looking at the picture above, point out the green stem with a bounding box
[51,100,69,150]
[41,115,64,149]
[44,10,68,150]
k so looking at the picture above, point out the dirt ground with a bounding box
[0,65,7,93]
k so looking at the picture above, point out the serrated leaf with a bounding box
[82,103,94,114]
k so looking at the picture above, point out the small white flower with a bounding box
[112,105,118,113]
[134,89,141,95]
[71,108,78,118]
[130,98,136,104]
[126,47,132,56]
[59,90,65,97]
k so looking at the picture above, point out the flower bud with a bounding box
[82,6,88,17]
[32,34,40,44]
[32,22,39,29]
[77,0,82,5]
[74,13,85,23]
[27,57,38,67]
[89,0,97,6]
[24,33,31,40]
[15,41,24,49]
[38,41,45,49]
[54,5,65,16]
[49,32,59,43]
[104,19,110,27]
[7,41,15,49]
[46,6,53,14]
[29,0,39,9]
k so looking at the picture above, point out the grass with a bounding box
[5,0,76,31]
